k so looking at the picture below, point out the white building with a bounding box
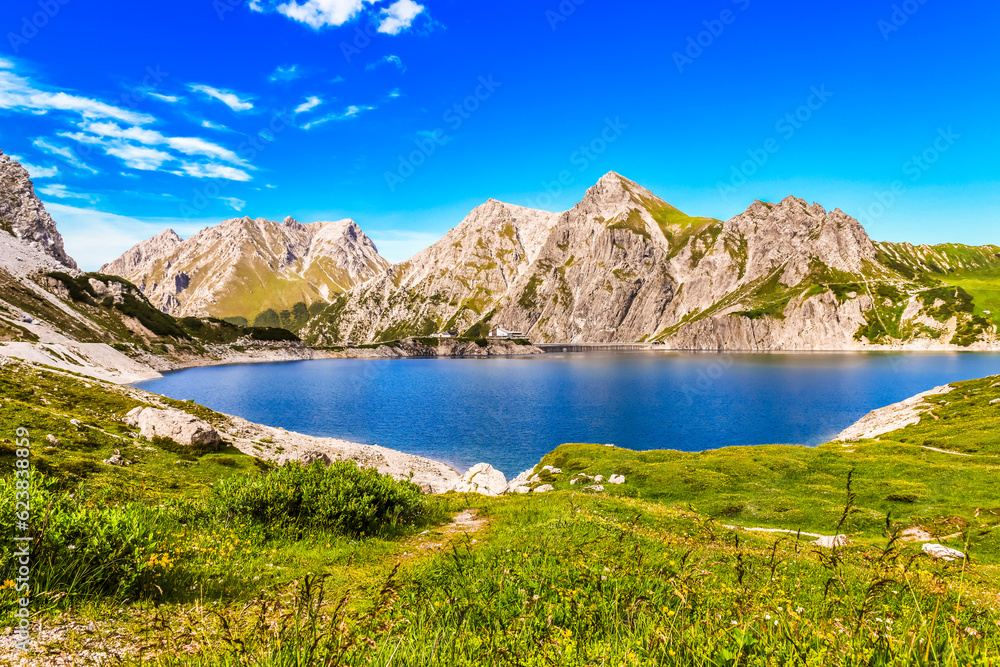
[489,326,526,339]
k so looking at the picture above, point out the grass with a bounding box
[3,361,1000,664]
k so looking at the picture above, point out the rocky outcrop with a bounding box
[922,543,965,561]
[124,406,222,448]
[836,385,953,441]
[454,463,508,496]
[0,150,77,269]
[101,216,390,320]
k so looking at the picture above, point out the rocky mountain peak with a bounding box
[0,149,77,269]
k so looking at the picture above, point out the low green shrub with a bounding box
[212,460,427,537]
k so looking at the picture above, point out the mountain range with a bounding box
[2,147,998,361]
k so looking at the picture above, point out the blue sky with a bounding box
[1,0,997,270]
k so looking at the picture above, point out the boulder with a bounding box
[922,543,965,561]
[532,484,554,493]
[69,419,82,428]
[298,451,333,466]
[103,450,130,466]
[505,466,536,495]
[594,475,605,483]
[542,465,562,474]
[584,484,605,492]
[608,474,626,485]
[454,463,508,496]
[813,535,850,548]
[124,407,221,448]
[570,473,594,485]
[990,398,1000,405]
[45,434,61,446]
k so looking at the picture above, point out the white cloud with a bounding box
[301,104,375,130]
[331,75,345,84]
[378,0,424,34]
[275,0,366,29]
[38,184,97,203]
[78,121,247,165]
[9,157,59,179]
[0,66,155,125]
[265,183,277,189]
[106,144,175,171]
[201,119,230,131]
[220,197,247,212]
[269,64,302,83]
[366,54,406,72]
[171,163,253,181]
[294,95,323,114]
[189,84,254,111]
[33,138,98,174]
[387,88,401,99]
[149,92,181,103]
[44,203,216,271]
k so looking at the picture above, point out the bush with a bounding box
[0,474,167,605]
[212,461,427,537]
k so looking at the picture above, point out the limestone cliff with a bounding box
[0,149,76,269]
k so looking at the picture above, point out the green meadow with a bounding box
[1,360,999,665]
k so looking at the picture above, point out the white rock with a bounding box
[69,419,82,428]
[813,535,850,548]
[510,485,532,494]
[454,463,508,496]
[922,543,965,561]
[124,407,221,448]
[532,484,554,493]
[584,485,605,492]
[594,475,604,483]
[608,474,626,485]
[990,398,1000,405]
[45,434,61,446]
[297,451,332,466]
[542,465,562,474]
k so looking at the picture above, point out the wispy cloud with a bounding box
[75,121,248,166]
[294,95,323,114]
[377,0,424,35]
[105,144,175,171]
[0,63,154,125]
[366,54,406,72]
[269,64,302,83]
[201,119,230,131]
[220,196,247,212]
[189,84,254,111]
[170,163,253,181]
[301,104,375,130]
[149,92,181,103]
[38,183,97,203]
[9,156,59,179]
[33,138,98,174]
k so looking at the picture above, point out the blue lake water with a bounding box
[134,352,1000,477]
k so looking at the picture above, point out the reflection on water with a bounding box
[135,351,1000,477]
